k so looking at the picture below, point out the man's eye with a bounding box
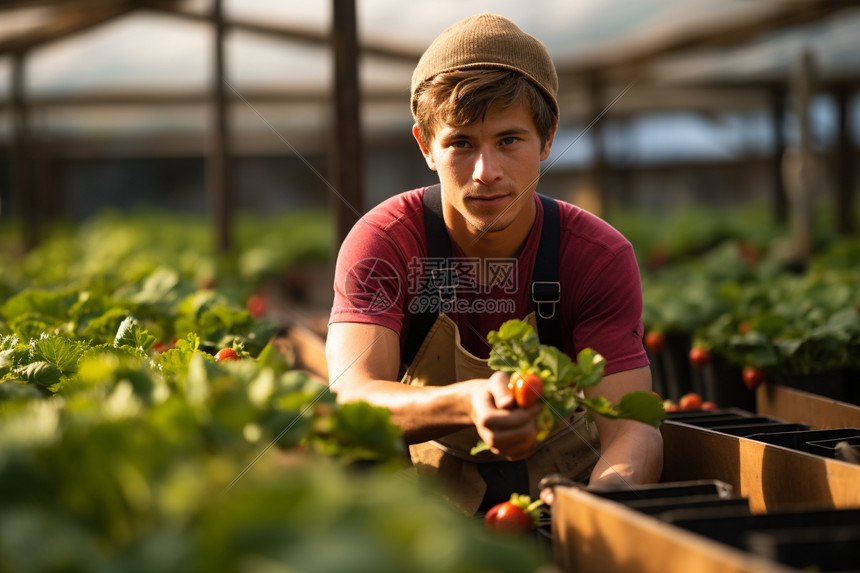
[500,137,519,146]
[450,140,470,149]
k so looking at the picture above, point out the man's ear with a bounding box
[412,124,437,171]
[540,121,559,161]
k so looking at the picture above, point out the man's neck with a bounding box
[446,200,537,260]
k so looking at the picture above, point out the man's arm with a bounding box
[585,366,664,490]
[325,321,541,456]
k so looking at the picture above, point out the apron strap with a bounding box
[533,194,562,349]
[401,184,450,373]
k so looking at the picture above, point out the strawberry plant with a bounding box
[0,314,546,572]
[471,319,665,454]
[0,210,555,572]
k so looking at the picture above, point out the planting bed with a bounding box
[554,480,860,573]
[553,383,860,573]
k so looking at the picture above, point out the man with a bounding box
[326,13,662,515]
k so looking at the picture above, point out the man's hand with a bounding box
[469,371,541,459]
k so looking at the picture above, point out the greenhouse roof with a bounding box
[0,0,858,153]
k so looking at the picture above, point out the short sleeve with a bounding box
[328,191,426,336]
[572,243,648,376]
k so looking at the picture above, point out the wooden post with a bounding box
[331,0,364,247]
[782,51,817,265]
[209,0,232,254]
[10,50,39,250]
[834,87,855,236]
[769,87,788,226]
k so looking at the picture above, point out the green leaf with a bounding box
[72,344,158,401]
[114,316,157,351]
[613,391,666,427]
[574,349,606,388]
[131,267,181,305]
[579,396,617,418]
[158,333,202,380]
[308,401,404,461]
[79,307,132,344]
[487,319,540,372]
[536,345,575,387]
[184,352,211,405]
[16,361,62,388]
[490,319,536,345]
[580,392,666,428]
[0,289,76,323]
[32,337,85,373]
[256,340,292,375]
[7,316,50,343]
[470,440,491,455]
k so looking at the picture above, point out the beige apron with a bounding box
[401,311,600,515]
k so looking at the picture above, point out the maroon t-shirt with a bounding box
[329,187,648,376]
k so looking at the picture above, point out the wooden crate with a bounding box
[756,382,860,430]
[660,420,860,513]
[552,486,795,573]
[553,386,860,572]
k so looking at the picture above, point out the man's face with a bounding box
[414,100,556,243]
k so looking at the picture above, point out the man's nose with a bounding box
[473,149,502,184]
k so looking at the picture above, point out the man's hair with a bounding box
[413,68,557,150]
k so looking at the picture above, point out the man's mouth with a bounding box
[467,193,509,206]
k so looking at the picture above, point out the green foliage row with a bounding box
[0,209,333,303]
[0,211,545,573]
[634,226,860,376]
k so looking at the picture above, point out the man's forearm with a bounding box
[588,422,663,490]
[333,378,479,444]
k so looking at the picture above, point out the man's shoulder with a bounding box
[336,187,432,270]
[366,187,426,222]
[346,187,428,240]
[555,199,632,255]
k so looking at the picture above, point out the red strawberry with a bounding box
[484,494,543,534]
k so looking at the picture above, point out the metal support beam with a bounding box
[145,1,421,64]
[10,50,39,250]
[834,88,856,235]
[770,87,788,226]
[331,0,364,246]
[209,0,232,254]
[783,50,816,265]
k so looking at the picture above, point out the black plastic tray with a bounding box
[749,428,860,452]
[592,480,748,518]
[745,524,860,572]
[621,494,751,517]
[805,435,860,459]
[664,506,860,550]
[592,479,734,502]
[715,422,809,437]
[687,415,778,428]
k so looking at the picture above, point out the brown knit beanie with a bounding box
[410,13,558,120]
